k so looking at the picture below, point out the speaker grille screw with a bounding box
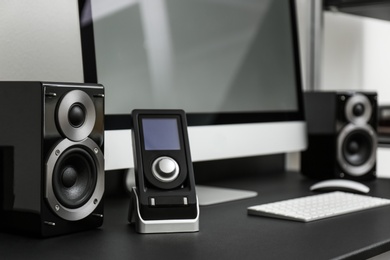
[94,148,99,154]
[55,205,60,211]
[55,150,60,156]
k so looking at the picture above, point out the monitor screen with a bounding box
[80,0,307,170]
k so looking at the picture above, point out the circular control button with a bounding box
[158,158,176,174]
[152,157,179,183]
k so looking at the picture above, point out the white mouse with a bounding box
[310,179,370,194]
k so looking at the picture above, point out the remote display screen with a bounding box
[142,118,180,150]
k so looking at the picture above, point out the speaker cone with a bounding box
[337,124,377,176]
[46,138,104,221]
[342,130,372,166]
[52,147,97,209]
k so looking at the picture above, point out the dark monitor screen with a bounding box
[80,0,304,126]
[79,0,307,170]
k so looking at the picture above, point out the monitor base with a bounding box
[196,185,258,206]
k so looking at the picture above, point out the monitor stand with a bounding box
[196,185,257,206]
[124,169,257,206]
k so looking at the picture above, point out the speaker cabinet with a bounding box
[0,82,104,237]
[301,91,377,181]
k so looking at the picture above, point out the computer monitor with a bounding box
[80,0,307,174]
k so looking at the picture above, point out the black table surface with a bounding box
[2,172,390,260]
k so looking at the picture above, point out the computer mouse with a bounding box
[310,179,370,194]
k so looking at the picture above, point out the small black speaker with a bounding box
[0,82,104,237]
[301,91,377,181]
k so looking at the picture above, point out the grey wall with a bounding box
[0,0,83,82]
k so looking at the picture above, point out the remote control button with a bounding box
[152,157,179,183]
[158,158,176,174]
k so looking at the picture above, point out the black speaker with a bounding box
[301,91,377,181]
[0,82,104,237]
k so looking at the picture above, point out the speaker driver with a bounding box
[52,147,97,209]
[57,90,96,142]
[345,94,372,125]
[46,138,104,221]
[342,130,372,166]
[68,103,86,128]
[337,124,377,176]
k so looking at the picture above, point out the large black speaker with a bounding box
[0,82,104,237]
[301,91,377,181]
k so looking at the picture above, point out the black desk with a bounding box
[2,172,390,259]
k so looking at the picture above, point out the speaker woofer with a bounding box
[52,147,97,209]
[337,124,377,176]
[46,138,104,221]
[342,130,372,166]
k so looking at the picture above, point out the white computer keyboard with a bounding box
[247,191,390,222]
